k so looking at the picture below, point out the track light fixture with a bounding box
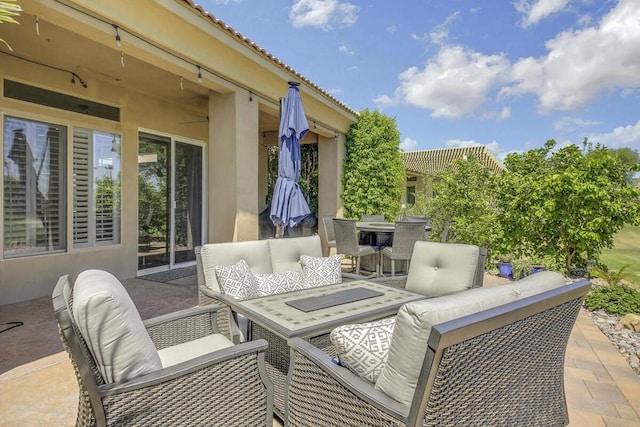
[70,72,87,88]
[113,25,121,47]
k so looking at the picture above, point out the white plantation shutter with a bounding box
[73,128,121,247]
[73,129,91,244]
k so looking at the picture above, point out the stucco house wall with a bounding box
[0,0,357,304]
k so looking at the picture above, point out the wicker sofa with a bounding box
[196,235,336,341]
[286,271,591,426]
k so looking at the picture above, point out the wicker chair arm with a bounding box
[368,275,408,289]
[99,339,269,394]
[94,339,273,426]
[198,285,243,343]
[340,272,369,281]
[287,337,409,425]
[144,305,220,349]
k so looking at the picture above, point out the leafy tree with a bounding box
[610,147,640,183]
[495,139,640,271]
[342,109,405,220]
[428,155,503,252]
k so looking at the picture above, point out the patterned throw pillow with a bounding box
[254,270,304,296]
[300,254,343,287]
[330,317,396,384]
[214,259,258,300]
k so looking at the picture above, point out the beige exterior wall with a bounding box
[0,0,357,304]
[1,55,206,304]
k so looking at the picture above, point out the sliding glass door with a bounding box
[137,132,203,272]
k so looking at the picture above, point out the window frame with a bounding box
[2,114,68,258]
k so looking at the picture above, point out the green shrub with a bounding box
[585,285,640,316]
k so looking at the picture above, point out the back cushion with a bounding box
[405,241,480,297]
[72,269,161,384]
[268,235,323,273]
[200,240,272,292]
[375,270,567,406]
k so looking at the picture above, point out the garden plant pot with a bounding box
[531,265,546,275]
[497,262,513,279]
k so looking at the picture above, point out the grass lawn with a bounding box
[599,225,640,288]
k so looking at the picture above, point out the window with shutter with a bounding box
[73,128,121,248]
[3,116,67,258]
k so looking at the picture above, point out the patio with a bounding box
[1,272,639,426]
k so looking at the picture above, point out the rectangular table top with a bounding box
[228,280,425,339]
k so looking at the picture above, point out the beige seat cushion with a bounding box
[375,271,567,406]
[268,235,323,273]
[72,269,162,384]
[405,241,480,297]
[158,334,234,368]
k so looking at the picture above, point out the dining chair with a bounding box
[333,218,380,277]
[441,218,451,243]
[361,214,385,222]
[320,215,337,256]
[360,214,385,245]
[380,221,428,276]
[406,216,432,226]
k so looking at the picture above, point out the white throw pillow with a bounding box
[253,270,305,296]
[300,254,343,287]
[330,317,396,384]
[214,259,258,300]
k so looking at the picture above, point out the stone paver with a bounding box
[1,273,639,426]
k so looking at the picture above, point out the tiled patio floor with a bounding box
[1,273,639,426]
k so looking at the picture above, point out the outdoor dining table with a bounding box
[356,220,432,242]
[216,280,426,418]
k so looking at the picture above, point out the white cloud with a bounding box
[501,0,640,113]
[386,25,397,34]
[411,32,429,42]
[290,0,359,30]
[394,45,510,118]
[553,116,600,133]
[499,107,511,120]
[326,88,343,96]
[372,94,396,107]
[586,120,640,148]
[429,11,461,45]
[515,0,570,27]
[338,43,355,56]
[481,107,512,120]
[444,139,505,159]
[445,139,483,148]
[400,137,419,151]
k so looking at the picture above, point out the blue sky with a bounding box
[198,0,640,160]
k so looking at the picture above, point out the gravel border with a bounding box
[585,307,640,375]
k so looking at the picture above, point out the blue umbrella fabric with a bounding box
[270,82,312,232]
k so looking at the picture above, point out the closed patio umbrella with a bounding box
[270,82,311,236]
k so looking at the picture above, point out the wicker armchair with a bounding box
[53,271,273,427]
[286,278,590,427]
